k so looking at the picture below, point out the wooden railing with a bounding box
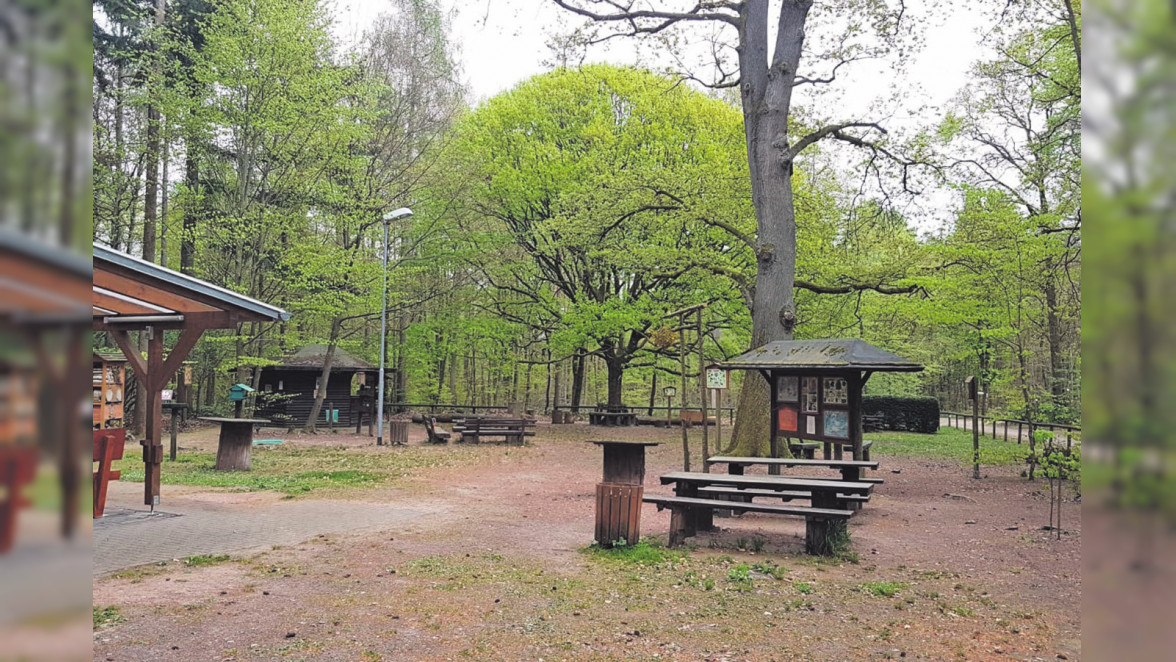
[941,411,1080,446]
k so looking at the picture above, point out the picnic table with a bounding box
[588,411,638,426]
[199,417,270,471]
[452,417,535,445]
[647,471,873,554]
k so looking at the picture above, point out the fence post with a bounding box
[992,418,997,439]
[1003,421,1008,442]
[1017,421,1022,444]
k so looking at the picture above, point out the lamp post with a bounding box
[376,207,413,446]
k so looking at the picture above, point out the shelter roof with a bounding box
[0,229,91,326]
[723,338,922,372]
[93,243,289,330]
[270,344,377,371]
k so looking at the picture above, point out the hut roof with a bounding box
[723,338,922,372]
[273,344,377,371]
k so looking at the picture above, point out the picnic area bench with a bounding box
[0,445,38,553]
[452,417,536,445]
[92,429,127,518]
[588,411,638,426]
[423,417,452,444]
[648,471,873,554]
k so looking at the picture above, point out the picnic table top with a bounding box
[659,471,874,494]
[705,455,878,469]
[198,417,271,424]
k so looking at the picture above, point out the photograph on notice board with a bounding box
[801,376,819,413]
[806,415,817,435]
[823,377,847,405]
[776,375,798,402]
[777,406,798,432]
[823,410,849,439]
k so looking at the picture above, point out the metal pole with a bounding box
[376,220,389,446]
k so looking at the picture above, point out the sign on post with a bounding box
[705,366,728,390]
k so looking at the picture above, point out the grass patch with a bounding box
[93,606,125,629]
[862,581,909,597]
[112,444,493,496]
[751,561,788,580]
[582,539,686,566]
[183,554,232,567]
[869,428,1026,466]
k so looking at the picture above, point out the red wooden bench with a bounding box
[0,446,38,553]
[93,429,126,518]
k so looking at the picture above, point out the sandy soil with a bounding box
[93,422,1080,661]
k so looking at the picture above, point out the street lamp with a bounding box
[376,207,412,446]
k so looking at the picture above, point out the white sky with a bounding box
[331,0,1002,232]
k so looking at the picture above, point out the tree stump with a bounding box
[805,518,848,556]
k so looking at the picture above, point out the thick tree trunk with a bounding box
[604,356,625,408]
[1044,279,1066,403]
[725,0,809,457]
[570,349,586,412]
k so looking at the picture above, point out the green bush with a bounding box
[862,396,940,434]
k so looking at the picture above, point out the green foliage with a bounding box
[869,428,1026,467]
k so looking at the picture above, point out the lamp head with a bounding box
[383,207,413,222]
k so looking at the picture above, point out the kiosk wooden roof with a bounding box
[94,243,290,507]
[724,339,923,373]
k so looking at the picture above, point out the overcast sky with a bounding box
[331,1,1003,232]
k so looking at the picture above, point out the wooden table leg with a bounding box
[214,423,253,471]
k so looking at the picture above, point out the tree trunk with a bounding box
[648,370,658,416]
[1044,278,1066,404]
[726,0,810,457]
[181,138,198,275]
[604,356,625,408]
[570,349,586,412]
[305,321,342,433]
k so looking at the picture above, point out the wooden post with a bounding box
[169,409,179,461]
[849,372,864,462]
[970,381,980,480]
[713,388,722,456]
[144,329,165,508]
[697,309,708,473]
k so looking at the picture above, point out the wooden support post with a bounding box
[679,313,689,472]
[170,410,179,461]
[971,384,981,480]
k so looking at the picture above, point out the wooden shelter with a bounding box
[0,229,92,538]
[723,339,923,461]
[256,345,386,427]
[93,243,290,508]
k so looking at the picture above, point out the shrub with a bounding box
[862,396,940,434]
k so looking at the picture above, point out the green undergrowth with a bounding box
[93,606,125,629]
[868,427,1028,467]
[113,444,513,496]
[581,538,686,566]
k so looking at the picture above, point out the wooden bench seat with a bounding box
[696,485,871,504]
[423,417,451,444]
[643,494,853,551]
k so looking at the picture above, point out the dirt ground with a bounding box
[93,422,1080,661]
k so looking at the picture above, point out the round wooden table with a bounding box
[199,417,269,471]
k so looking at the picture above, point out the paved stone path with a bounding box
[0,511,91,624]
[93,481,445,576]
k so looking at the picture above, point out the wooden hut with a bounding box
[256,345,389,427]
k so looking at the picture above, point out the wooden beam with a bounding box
[93,268,220,314]
[92,288,171,316]
[109,329,147,382]
[159,325,208,386]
